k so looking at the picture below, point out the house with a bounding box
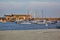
[0,17,6,22]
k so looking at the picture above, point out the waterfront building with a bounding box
[0,14,60,22]
[4,14,32,22]
[0,17,6,22]
[33,18,60,21]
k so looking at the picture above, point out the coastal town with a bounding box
[0,14,60,24]
[0,14,31,22]
[1,0,60,40]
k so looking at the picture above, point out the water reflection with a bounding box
[0,22,60,30]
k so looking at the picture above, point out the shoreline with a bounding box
[0,29,60,40]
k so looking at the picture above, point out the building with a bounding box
[0,14,60,22]
[4,14,32,22]
[0,17,6,22]
[32,18,60,21]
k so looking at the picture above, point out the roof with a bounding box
[4,14,31,16]
[0,17,6,19]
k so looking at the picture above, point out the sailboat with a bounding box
[20,21,31,24]
[36,10,46,24]
[30,10,38,24]
[19,9,32,24]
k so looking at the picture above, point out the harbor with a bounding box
[0,0,60,40]
[0,14,60,30]
[0,14,60,23]
[0,21,60,30]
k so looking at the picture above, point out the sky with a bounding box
[0,0,60,18]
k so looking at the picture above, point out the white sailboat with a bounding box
[20,21,31,24]
[36,10,48,26]
[36,10,46,24]
[20,9,32,24]
[45,23,48,26]
[30,10,38,24]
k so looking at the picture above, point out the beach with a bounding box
[0,29,60,40]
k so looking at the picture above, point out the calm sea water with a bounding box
[0,22,60,30]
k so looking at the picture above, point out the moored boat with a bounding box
[20,21,31,24]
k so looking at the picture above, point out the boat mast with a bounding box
[34,10,35,18]
[27,9,29,15]
[41,10,43,18]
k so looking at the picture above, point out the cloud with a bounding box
[0,2,27,8]
[0,1,60,17]
[30,1,60,6]
[0,0,60,2]
[0,1,60,11]
[0,1,60,8]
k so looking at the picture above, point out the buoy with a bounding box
[45,23,48,26]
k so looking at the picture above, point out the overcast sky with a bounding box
[0,0,60,18]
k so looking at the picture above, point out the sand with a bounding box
[0,29,60,40]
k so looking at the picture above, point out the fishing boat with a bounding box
[31,20,37,24]
[20,21,31,24]
[57,20,60,23]
[36,20,47,24]
[15,17,31,24]
[15,20,31,24]
[47,21,57,24]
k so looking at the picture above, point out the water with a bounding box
[0,22,60,30]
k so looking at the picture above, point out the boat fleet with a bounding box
[16,10,60,26]
[15,19,59,26]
